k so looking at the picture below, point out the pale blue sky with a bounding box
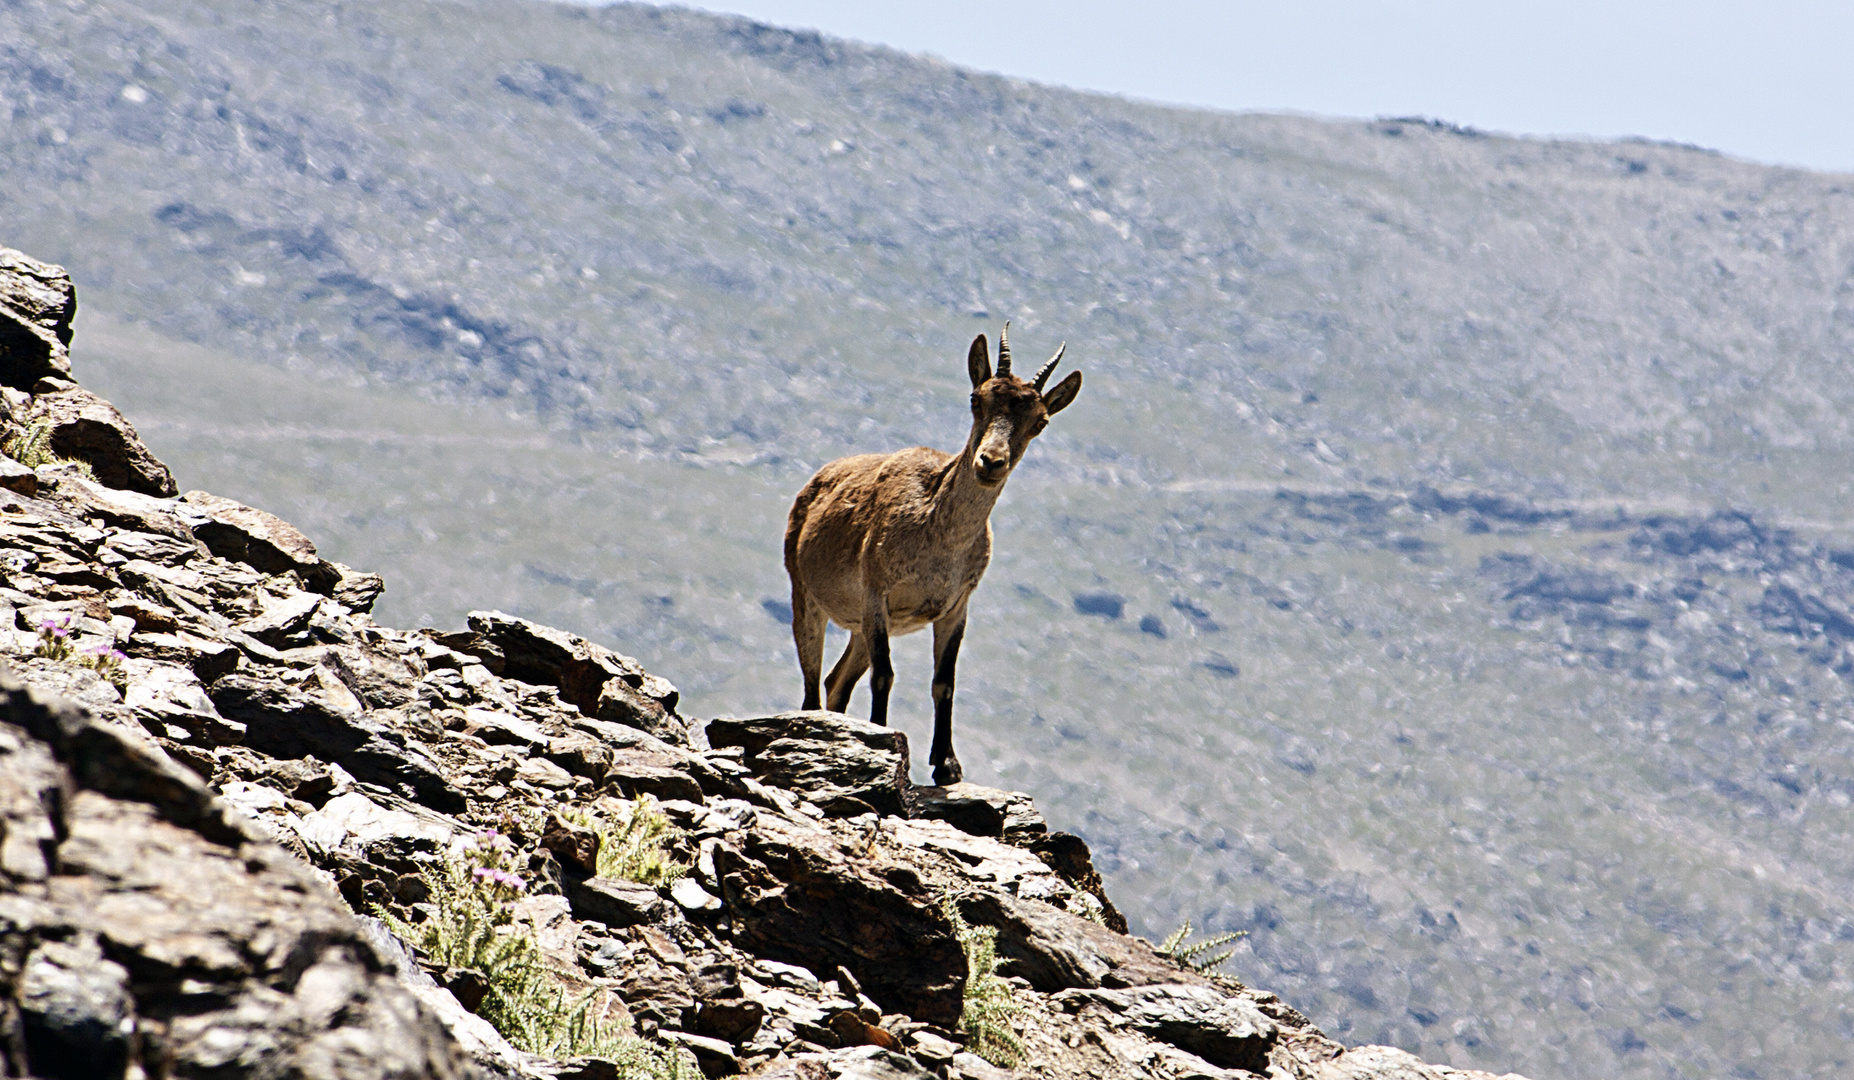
[685,1,1854,173]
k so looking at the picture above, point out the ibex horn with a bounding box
[1033,343,1066,391]
[997,321,1012,378]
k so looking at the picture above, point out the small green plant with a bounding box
[1158,918,1248,974]
[77,643,128,689]
[381,833,539,1033]
[942,895,1024,1068]
[3,419,93,478]
[563,795,688,886]
[32,617,129,690]
[1071,890,1108,925]
[382,832,697,1075]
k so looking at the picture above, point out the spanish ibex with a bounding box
[783,325,1082,785]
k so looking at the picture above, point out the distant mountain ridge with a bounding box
[6,0,1854,506]
[5,3,1854,1079]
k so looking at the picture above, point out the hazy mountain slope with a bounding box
[8,0,1854,509]
[8,1,1854,1078]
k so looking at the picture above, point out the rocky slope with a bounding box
[0,253,1542,1079]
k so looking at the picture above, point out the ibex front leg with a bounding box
[865,592,894,726]
[929,608,967,785]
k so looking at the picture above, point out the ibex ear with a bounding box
[1042,370,1082,416]
[967,334,991,388]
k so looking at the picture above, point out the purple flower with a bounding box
[471,865,526,893]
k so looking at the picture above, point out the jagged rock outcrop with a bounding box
[22,384,178,497]
[0,671,475,1080]
[0,247,1533,1079]
[0,249,75,390]
[0,249,174,496]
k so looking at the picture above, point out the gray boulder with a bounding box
[712,811,965,1025]
[911,781,1046,842]
[954,890,1196,993]
[565,877,671,928]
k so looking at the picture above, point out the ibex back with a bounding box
[783,326,1082,785]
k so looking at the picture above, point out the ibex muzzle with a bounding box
[782,325,1082,785]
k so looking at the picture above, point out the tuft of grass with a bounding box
[382,833,698,1076]
[77,643,129,690]
[1158,918,1248,974]
[4,419,93,478]
[1070,890,1109,925]
[942,895,1024,1069]
[563,795,688,886]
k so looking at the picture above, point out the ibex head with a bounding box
[964,322,1082,488]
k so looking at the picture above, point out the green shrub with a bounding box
[942,895,1024,1068]
[563,795,688,886]
[1158,918,1247,974]
[383,832,698,1076]
[4,419,93,478]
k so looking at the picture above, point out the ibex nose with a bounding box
[975,453,1007,483]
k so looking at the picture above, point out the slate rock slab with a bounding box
[209,674,465,812]
[704,711,913,818]
[1055,983,1278,1073]
[46,476,202,546]
[572,717,741,800]
[712,813,964,1024]
[0,457,34,497]
[910,782,1046,841]
[565,876,670,928]
[330,562,386,613]
[25,386,177,497]
[955,890,1198,994]
[180,490,339,591]
[460,610,683,738]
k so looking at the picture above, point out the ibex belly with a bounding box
[883,582,955,634]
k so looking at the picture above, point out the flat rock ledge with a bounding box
[0,243,1534,1080]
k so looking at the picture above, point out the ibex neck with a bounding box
[932,440,1006,529]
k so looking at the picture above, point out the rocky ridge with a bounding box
[0,246,1529,1079]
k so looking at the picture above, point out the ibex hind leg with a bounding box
[792,585,829,710]
[824,633,870,714]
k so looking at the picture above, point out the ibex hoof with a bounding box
[932,759,964,786]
